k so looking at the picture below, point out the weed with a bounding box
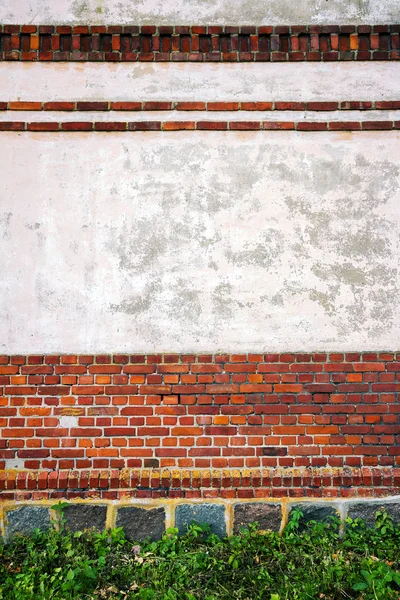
[0,509,399,599]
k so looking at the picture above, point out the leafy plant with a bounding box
[0,509,399,599]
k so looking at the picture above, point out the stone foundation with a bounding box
[2,497,400,540]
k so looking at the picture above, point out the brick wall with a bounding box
[1,353,398,490]
[1,25,399,62]
[1,7,400,519]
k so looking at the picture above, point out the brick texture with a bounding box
[2,101,399,111]
[0,121,399,132]
[1,467,400,501]
[0,353,399,482]
[0,25,399,62]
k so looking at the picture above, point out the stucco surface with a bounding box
[1,130,399,353]
[2,110,400,123]
[1,63,399,103]
[1,0,399,25]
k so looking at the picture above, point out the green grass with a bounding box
[1,507,400,600]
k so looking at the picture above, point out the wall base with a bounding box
[2,491,400,541]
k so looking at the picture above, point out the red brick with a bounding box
[43,102,75,111]
[354,362,385,371]
[362,121,393,130]
[128,122,162,131]
[275,384,302,393]
[140,385,172,394]
[262,121,295,130]
[27,122,59,131]
[9,101,42,110]
[5,386,37,395]
[0,122,25,131]
[196,122,228,130]
[162,121,195,130]
[375,101,400,109]
[329,122,361,131]
[94,122,127,131]
[297,122,328,131]
[105,385,138,394]
[241,102,273,111]
[143,101,173,110]
[207,102,239,111]
[204,426,237,435]
[76,102,109,111]
[305,384,336,393]
[175,102,206,110]
[103,428,136,436]
[2,428,35,437]
[0,353,397,477]
[229,121,261,130]
[18,449,50,458]
[61,122,92,131]
[171,427,203,436]
[110,102,142,111]
[307,102,339,110]
[137,427,170,436]
[274,102,306,111]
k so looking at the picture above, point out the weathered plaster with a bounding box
[0,0,399,25]
[1,63,400,103]
[1,110,400,123]
[1,130,399,353]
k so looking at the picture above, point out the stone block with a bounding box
[347,501,400,528]
[63,504,107,532]
[290,503,339,531]
[175,503,226,538]
[233,502,282,533]
[6,506,51,538]
[116,506,165,541]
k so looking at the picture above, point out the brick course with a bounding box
[1,467,400,501]
[0,25,399,62]
[2,101,399,111]
[0,353,399,484]
[0,121,400,132]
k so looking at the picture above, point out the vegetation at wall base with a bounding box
[1,507,400,600]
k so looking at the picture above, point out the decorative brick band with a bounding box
[0,353,399,480]
[2,101,400,111]
[1,25,399,62]
[1,121,400,132]
[1,468,400,501]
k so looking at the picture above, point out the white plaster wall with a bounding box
[2,110,399,123]
[2,63,400,103]
[1,0,399,25]
[1,130,399,353]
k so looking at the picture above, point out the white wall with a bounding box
[2,62,399,103]
[1,0,399,25]
[1,130,399,353]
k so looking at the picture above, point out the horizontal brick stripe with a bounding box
[2,101,400,111]
[0,121,400,132]
[0,353,399,478]
[0,25,399,62]
[1,467,399,500]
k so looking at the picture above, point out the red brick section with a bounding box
[0,25,399,62]
[2,101,400,111]
[0,121,400,132]
[1,467,400,501]
[0,352,399,481]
